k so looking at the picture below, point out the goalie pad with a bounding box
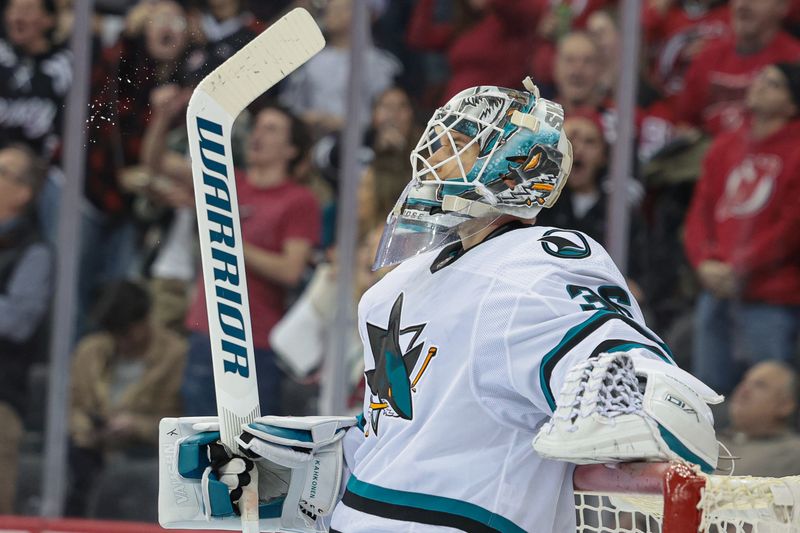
[158,415,356,532]
[532,352,723,473]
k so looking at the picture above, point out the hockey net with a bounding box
[573,462,800,532]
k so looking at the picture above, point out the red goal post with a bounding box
[573,462,800,533]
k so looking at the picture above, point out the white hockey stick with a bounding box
[186,9,324,532]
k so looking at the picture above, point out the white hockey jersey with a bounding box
[329,225,675,533]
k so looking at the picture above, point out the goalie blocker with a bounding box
[158,415,356,532]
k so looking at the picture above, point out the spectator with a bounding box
[584,8,666,112]
[270,156,409,412]
[684,63,800,394]
[137,83,195,333]
[81,0,192,333]
[536,110,647,297]
[551,0,614,30]
[586,9,620,99]
[553,31,605,112]
[369,86,420,159]
[537,110,610,241]
[313,85,419,247]
[356,156,414,239]
[313,85,418,189]
[0,0,72,159]
[527,1,613,93]
[183,0,257,84]
[87,0,192,220]
[0,144,51,514]
[406,0,545,103]
[642,0,731,99]
[280,0,401,135]
[370,0,423,97]
[554,30,674,161]
[67,280,186,516]
[717,361,800,477]
[637,3,732,332]
[182,104,321,416]
[674,0,800,136]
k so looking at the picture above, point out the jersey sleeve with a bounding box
[507,270,675,415]
[470,243,676,428]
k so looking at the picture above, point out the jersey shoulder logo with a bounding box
[539,228,591,259]
[364,292,437,436]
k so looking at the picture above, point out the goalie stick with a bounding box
[186,9,324,532]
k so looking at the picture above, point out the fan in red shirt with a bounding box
[554,30,675,162]
[406,0,546,102]
[684,62,800,394]
[182,105,321,416]
[674,0,800,136]
[643,0,732,99]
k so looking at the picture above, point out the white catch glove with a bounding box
[532,352,723,472]
[158,415,357,532]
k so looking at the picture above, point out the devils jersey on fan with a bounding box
[330,225,675,533]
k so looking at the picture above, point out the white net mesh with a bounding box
[699,475,800,533]
[574,464,800,533]
[576,493,664,533]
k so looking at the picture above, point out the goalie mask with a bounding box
[373,78,573,270]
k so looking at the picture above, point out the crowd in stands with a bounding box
[0,0,798,521]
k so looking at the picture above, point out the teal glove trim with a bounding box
[178,431,220,479]
[657,424,714,473]
[248,423,313,443]
[207,472,236,517]
[259,496,286,519]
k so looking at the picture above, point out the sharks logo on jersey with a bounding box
[364,293,437,436]
[539,229,591,259]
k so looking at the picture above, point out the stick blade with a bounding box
[196,7,324,117]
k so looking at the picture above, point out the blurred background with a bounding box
[0,0,799,529]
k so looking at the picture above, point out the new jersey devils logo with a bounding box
[716,154,780,221]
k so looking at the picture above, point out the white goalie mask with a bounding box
[373,78,573,270]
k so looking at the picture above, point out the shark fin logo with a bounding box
[364,293,437,436]
[539,229,591,259]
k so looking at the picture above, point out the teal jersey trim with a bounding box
[605,342,669,359]
[539,310,674,411]
[657,424,714,474]
[345,475,526,533]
